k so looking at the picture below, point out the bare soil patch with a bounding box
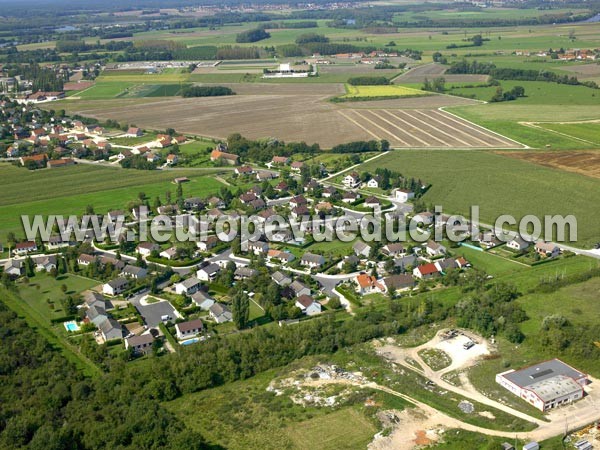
[499,150,600,179]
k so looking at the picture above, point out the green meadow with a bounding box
[0,164,225,240]
[359,150,600,247]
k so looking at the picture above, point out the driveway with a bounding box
[129,291,181,327]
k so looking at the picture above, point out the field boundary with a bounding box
[441,107,530,149]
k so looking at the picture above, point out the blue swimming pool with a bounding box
[181,338,200,346]
[63,321,80,332]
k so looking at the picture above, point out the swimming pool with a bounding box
[63,320,80,332]
[181,338,200,346]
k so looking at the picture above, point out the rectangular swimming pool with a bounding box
[63,321,80,332]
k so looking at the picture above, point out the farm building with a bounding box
[496,359,588,412]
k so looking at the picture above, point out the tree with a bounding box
[231,289,249,330]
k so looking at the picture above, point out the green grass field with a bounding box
[0,164,225,240]
[342,84,429,99]
[536,121,600,145]
[18,273,97,321]
[75,82,137,99]
[359,150,600,247]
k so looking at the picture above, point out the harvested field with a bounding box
[560,63,600,78]
[394,62,489,84]
[63,81,94,91]
[500,150,600,179]
[58,83,518,148]
[338,109,520,148]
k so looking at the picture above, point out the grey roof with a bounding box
[107,277,128,289]
[180,277,201,289]
[384,274,415,290]
[87,304,107,323]
[122,265,146,276]
[126,334,154,347]
[209,303,231,316]
[99,317,122,340]
[84,291,105,307]
[176,319,203,333]
[272,271,292,285]
[235,267,258,278]
[3,259,23,270]
[500,359,586,389]
[199,263,220,275]
[526,375,582,402]
[290,280,310,295]
[353,241,371,254]
[301,253,324,264]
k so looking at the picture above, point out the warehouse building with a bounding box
[496,359,588,412]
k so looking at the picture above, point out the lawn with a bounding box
[17,273,97,322]
[359,150,600,247]
[287,408,377,450]
[342,84,429,99]
[517,276,600,335]
[0,164,225,240]
[452,245,526,277]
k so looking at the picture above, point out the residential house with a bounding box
[13,241,37,255]
[209,303,233,323]
[247,240,269,255]
[290,280,311,297]
[235,267,258,280]
[235,165,254,176]
[353,241,372,258]
[121,265,147,279]
[99,317,123,341]
[175,277,202,296]
[3,260,23,277]
[271,155,290,166]
[366,176,380,189]
[434,257,459,273]
[393,254,417,271]
[207,196,226,209]
[33,255,57,272]
[102,277,129,296]
[295,295,322,316]
[290,161,304,172]
[355,273,385,295]
[125,127,143,137]
[137,242,159,257]
[47,235,69,249]
[191,291,215,310]
[535,241,560,258]
[341,191,359,203]
[175,319,204,340]
[87,304,108,327]
[197,263,221,281]
[77,253,96,266]
[166,154,178,165]
[382,243,406,257]
[160,247,178,260]
[383,274,416,293]
[291,205,310,218]
[322,186,337,198]
[413,263,440,279]
[342,172,360,188]
[184,197,204,210]
[394,189,415,202]
[413,212,434,226]
[210,149,239,165]
[272,271,292,286]
[117,149,133,160]
[197,235,219,252]
[507,237,531,251]
[300,253,325,269]
[289,195,308,208]
[425,241,447,258]
[125,334,154,354]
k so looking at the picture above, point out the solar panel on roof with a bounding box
[530,369,553,379]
